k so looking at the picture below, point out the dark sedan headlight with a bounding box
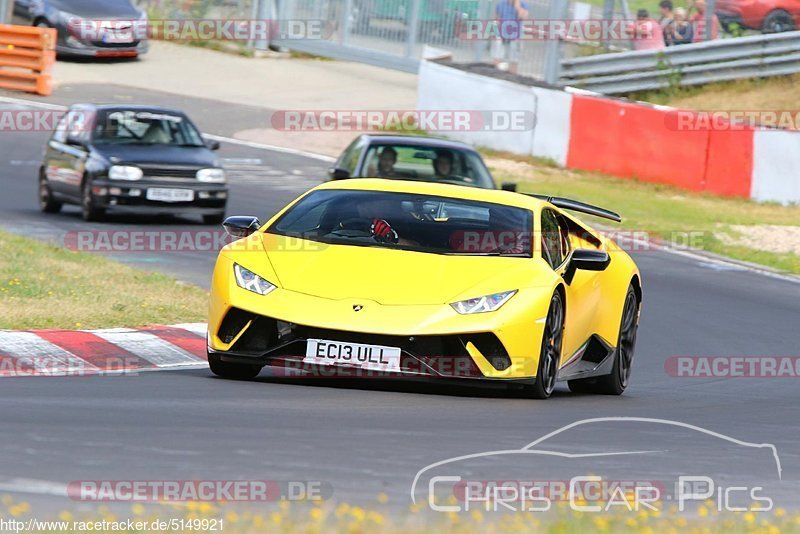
[197,168,226,183]
[108,165,143,181]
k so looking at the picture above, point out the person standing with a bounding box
[493,0,529,74]
[689,0,720,42]
[672,7,694,44]
[632,9,666,50]
[659,0,677,45]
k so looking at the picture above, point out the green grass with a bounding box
[485,155,800,274]
[0,230,209,330]
[634,73,800,110]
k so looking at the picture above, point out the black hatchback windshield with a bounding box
[92,110,205,147]
[268,189,533,256]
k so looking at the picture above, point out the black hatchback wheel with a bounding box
[81,181,105,222]
[526,291,564,399]
[39,175,62,213]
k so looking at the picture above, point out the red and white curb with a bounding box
[0,323,209,377]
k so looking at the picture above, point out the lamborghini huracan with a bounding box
[207,179,642,398]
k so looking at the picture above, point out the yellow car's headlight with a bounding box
[450,290,517,314]
[233,264,276,296]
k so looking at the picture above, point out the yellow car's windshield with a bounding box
[267,189,533,257]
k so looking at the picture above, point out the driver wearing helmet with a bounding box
[356,198,419,246]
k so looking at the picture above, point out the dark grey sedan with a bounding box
[16,0,148,58]
[329,134,517,191]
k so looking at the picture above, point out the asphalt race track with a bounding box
[1,87,799,513]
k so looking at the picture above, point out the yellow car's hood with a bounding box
[261,234,545,305]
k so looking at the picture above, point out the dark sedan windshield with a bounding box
[268,189,533,256]
[92,110,205,147]
[364,144,495,189]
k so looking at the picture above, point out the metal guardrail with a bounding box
[559,30,800,94]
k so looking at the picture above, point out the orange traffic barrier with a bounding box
[0,24,56,96]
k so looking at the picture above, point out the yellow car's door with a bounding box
[540,208,602,365]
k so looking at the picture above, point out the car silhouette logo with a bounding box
[353,305,364,312]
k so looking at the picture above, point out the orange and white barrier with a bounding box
[418,60,800,205]
[0,23,56,96]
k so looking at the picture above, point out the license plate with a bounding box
[102,32,134,44]
[304,339,401,373]
[146,188,194,202]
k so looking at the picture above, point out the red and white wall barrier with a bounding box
[418,61,799,205]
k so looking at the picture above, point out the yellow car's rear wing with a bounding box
[524,194,623,223]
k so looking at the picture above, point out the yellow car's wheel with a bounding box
[525,291,564,399]
[208,353,262,380]
[569,285,639,395]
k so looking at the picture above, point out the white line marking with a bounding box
[0,478,68,497]
[203,133,335,162]
[0,96,66,111]
[614,233,800,285]
[91,330,203,367]
[0,95,335,162]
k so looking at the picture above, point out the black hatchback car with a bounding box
[39,104,228,223]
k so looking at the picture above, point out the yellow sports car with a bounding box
[207,179,642,398]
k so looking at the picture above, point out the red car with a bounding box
[715,0,800,32]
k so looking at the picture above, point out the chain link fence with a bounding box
[131,0,635,81]
[133,0,582,79]
[134,0,257,19]
[275,0,568,77]
[4,0,785,84]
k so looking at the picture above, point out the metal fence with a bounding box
[135,0,256,19]
[270,0,640,79]
[273,0,564,77]
[0,0,13,24]
[560,29,800,93]
[7,0,794,91]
